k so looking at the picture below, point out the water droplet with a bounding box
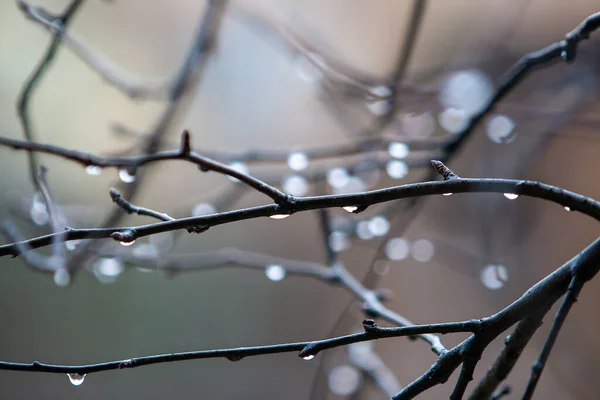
[67,373,86,386]
[54,269,70,287]
[564,206,571,212]
[388,142,410,159]
[118,168,135,183]
[265,265,286,281]
[269,214,290,220]
[227,162,249,183]
[386,160,408,179]
[327,168,350,189]
[294,53,325,82]
[287,152,309,171]
[328,365,361,396]
[438,108,468,134]
[329,231,349,253]
[302,355,315,361]
[283,175,309,197]
[85,165,102,176]
[385,237,410,261]
[503,193,519,200]
[486,115,516,144]
[93,258,123,284]
[120,240,135,247]
[443,193,453,196]
[368,216,390,237]
[401,112,435,138]
[480,264,508,290]
[192,203,217,217]
[343,206,358,213]
[356,221,374,240]
[411,239,435,262]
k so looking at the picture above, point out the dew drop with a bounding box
[287,152,309,171]
[564,206,571,212]
[118,168,135,183]
[227,162,249,183]
[343,206,358,213]
[265,265,286,282]
[329,231,349,253]
[192,203,217,217]
[503,193,519,200]
[385,237,410,261]
[328,365,361,396]
[480,264,508,290]
[120,240,135,247]
[226,354,244,362]
[388,142,410,159]
[411,239,435,263]
[269,214,290,220]
[386,160,408,179]
[302,355,315,361]
[54,268,70,287]
[283,175,309,197]
[368,216,390,237]
[85,165,102,176]
[67,373,86,386]
[443,193,453,196]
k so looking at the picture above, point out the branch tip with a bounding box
[180,130,192,155]
[430,160,458,180]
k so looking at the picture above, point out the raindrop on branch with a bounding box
[564,206,571,212]
[269,214,290,220]
[67,373,86,386]
[342,206,358,213]
[302,354,315,361]
[503,193,519,200]
[119,240,135,247]
[443,193,453,196]
[85,165,102,176]
[265,265,286,282]
[118,168,135,183]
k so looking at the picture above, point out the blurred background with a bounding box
[1,0,600,399]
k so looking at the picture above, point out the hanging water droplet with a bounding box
[503,193,519,200]
[118,168,135,183]
[342,206,358,213]
[385,237,410,261]
[265,265,286,282]
[387,142,410,159]
[438,108,468,134]
[368,216,390,237]
[53,268,70,287]
[302,355,315,361]
[85,165,102,176]
[327,168,350,189]
[283,175,309,197]
[564,206,571,212]
[120,240,135,247]
[329,231,349,253]
[328,364,361,396]
[192,203,217,217]
[386,160,408,179]
[411,239,435,263]
[227,162,249,183]
[67,373,86,386]
[287,152,309,171]
[480,264,508,290]
[486,115,517,144]
[443,193,453,196]
[269,214,290,220]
